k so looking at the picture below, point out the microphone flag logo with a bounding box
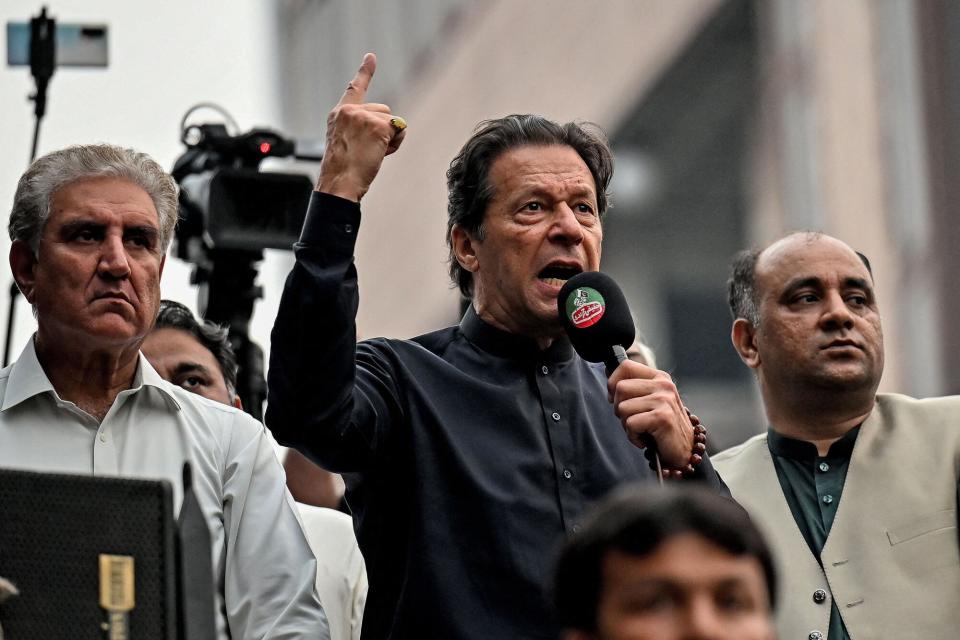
[566,287,605,329]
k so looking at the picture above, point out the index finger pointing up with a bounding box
[337,52,377,106]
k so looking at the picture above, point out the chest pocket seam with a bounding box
[887,508,956,546]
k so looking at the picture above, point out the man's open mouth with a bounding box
[537,264,582,288]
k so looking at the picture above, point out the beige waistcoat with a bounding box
[714,393,960,640]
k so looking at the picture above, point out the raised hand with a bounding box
[317,53,407,202]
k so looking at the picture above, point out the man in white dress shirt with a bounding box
[0,144,330,639]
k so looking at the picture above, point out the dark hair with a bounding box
[153,299,239,397]
[727,247,763,325]
[445,114,614,297]
[727,232,874,326]
[553,484,777,632]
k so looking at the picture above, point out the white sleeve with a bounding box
[220,413,331,639]
[350,551,368,640]
[295,504,368,640]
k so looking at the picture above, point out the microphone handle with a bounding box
[603,344,628,376]
[605,345,664,486]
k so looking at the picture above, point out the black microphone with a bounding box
[558,271,663,482]
[557,271,635,374]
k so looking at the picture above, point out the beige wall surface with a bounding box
[352,0,722,339]
[746,0,944,394]
[808,0,902,392]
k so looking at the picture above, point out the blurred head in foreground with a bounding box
[554,485,776,640]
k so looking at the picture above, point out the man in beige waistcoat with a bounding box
[713,231,960,640]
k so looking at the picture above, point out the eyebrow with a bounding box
[781,276,874,298]
[713,576,754,592]
[781,277,821,297]
[561,184,597,199]
[171,362,213,378]
[124,225,160,241]
[842,276,872,291]
[58,220,103,237]
[519,183,597,200]
[57,220,160,240]
[616,576,754,593]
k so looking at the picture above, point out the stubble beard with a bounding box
[777,358,880,417]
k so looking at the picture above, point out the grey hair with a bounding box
[727,247,762,326]
[9,144,179,253]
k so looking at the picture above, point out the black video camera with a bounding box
[171,123,314,260]
[169,122,318,420]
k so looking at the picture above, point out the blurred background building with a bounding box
[2,0,957,448]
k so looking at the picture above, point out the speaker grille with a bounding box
[0,468,177,639]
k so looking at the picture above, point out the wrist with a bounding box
[316,173,368,203]
[646,408,707,480]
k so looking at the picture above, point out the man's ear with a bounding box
[731,318,761,369]
[450,224,479,274]
[9,240,39,304]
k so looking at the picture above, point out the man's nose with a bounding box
[819,290,855,331]
[549,203,584,245]
[98,235,131,279]
[682,599,725,640]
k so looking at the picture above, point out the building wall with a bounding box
[750,0,941,396]
[275,0,724,340]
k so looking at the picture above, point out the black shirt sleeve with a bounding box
[265,192,401,472]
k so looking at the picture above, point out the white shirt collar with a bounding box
[2,335,181,412]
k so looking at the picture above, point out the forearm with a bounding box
[266,192,365,463]
[283,448,345,509]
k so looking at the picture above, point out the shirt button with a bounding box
[344,223,353,233]
[541,365,549,375]
[562,469,573,479]
[813,589,827,604]
[99,433,107,443]
[822,495,834,505]
[552,412,561,422]
[819,462,830,472]
[809,632,824,640]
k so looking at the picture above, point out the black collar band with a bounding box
[459,305,574,364]
[767,424,861,461]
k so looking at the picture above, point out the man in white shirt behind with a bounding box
[143,298,367,640]
[0,144,330,639]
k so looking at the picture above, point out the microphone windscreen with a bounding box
[558,271,635,363]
